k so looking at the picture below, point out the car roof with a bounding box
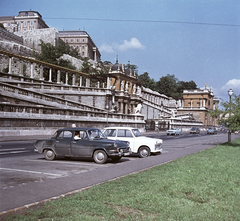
[104,127,137,130]
[58,127,99,131]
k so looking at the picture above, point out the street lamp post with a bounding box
[106,105,109,126]
[228,89,233,143]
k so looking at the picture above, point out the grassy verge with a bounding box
[3,139,240,221]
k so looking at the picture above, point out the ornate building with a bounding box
[177,84,219,127]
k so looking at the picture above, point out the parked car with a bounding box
[190,127,200,134]
[207,127,218,134]
[34,127,131,164]
[102,127,163,158]
[166,128,181,136]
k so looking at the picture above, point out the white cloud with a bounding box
[99,37,146,54]
[116,37,146,51]
[99,43,115,53]
[221,79,240,95]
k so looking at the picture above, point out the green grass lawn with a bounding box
[3,139,240,221]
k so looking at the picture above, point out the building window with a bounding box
[82,39,85,42]
[77,39,79,42]
[25,12,28,16]
[30,21,33,26]
[24,21,27,26]
[82,52,84,56]
[66,39,68,43]
[8,23,10,26]
[82,45,84,49]
[71,39,73,42]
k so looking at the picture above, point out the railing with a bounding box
[0,82,106,112]
[0,103,145,123]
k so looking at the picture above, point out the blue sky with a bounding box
[1,0,240,104]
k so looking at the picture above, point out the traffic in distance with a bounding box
[33,126,227,164]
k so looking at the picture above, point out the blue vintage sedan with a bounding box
[166,128,181,136]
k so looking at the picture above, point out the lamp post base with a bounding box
[228,131,231,143]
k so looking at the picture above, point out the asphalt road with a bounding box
[0,132,239,214]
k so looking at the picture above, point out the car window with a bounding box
[132,129,141,137]
[104,129,116,137]
[88,129,105,139]
[58,131,72,139]
[117,129,133,137]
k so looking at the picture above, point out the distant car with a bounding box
[103,127,163,158]
[34,127,131,164]
[166,128,181,136]
[190,127,200,134]
[207,127,217,134]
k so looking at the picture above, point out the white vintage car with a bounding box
[103,127,163,158]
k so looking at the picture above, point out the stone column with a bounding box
[86,78,90,87]
[79,76,82,87]
[65,72,68,85]
[107,77,110,89]
[40,65,44,80]
[30,63,34,78]
[120,102,124,114]
[72,74,76,86]
[8,57,12,74]
[49,68,52,82]
[57,70,61,83]
[19,60,23,76]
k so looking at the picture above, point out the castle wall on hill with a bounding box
[14,28,59,52]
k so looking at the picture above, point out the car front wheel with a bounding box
[93,150,108,164]
[139,146,150,158]
[44,149,56,161]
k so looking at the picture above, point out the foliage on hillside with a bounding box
[138,72,197,99]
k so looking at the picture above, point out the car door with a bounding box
[116,129,136,152]
[71,130,92,157]
[54,130,72,156]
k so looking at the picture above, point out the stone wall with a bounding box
[14,28,59,52]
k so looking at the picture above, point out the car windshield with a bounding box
[87,129,106,139]
[132,129,142,137]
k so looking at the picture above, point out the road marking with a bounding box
[25,159,109,167]
[0,168,63,177]
[0,148,26,152]
[0,150,30,155]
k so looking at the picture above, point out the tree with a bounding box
[210,95,240,132]
[156,74,179,98]
[138,72,156,91]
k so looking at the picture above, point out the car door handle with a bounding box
[56,141,59,143]
[72,141,76,144]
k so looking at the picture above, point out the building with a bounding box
[58,30,101,62]
[177,84,219,127]
[0,10,49,32]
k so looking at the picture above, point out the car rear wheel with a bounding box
[44,149,56,161]
[139,146,150,158]
[111,156,122,162]
[93,150,108,164]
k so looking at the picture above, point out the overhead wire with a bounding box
[44,17,240,27]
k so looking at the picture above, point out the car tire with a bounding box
[93,150,108,164]
[111,156,122,162]
[138,146,150,158]
[44,149,56,161]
